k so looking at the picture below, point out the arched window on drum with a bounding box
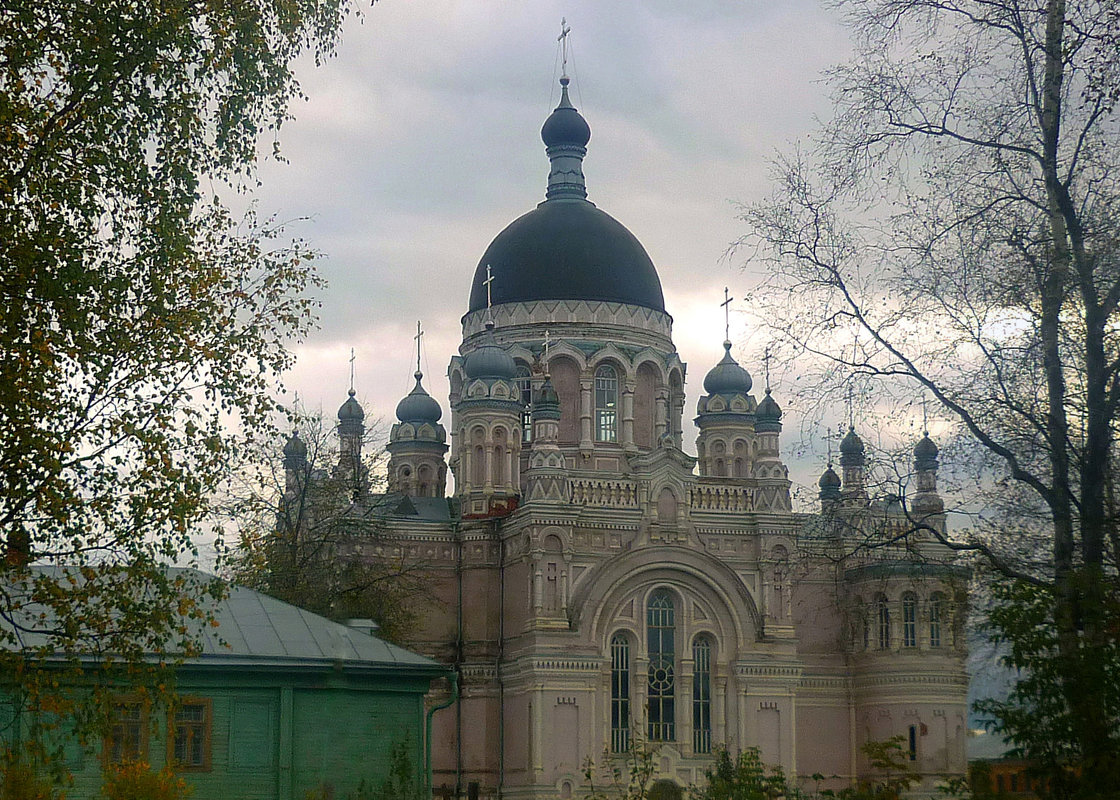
[902,592,918,648]
[595,365,619,443]
[929,592,946,648]
[515,365,532,443]
[875,593,891,650]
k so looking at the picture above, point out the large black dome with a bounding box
[468,200,665,313]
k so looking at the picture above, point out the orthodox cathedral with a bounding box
[283,77,968,798]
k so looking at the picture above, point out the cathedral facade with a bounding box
[288,77,968,798]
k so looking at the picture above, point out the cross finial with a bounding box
[921,394,929,435]
[720,287,734,343]
[822,425,843,467]
[558,18,572,79]
[483,264,495,312]
[763,345,772,392]
[414,320,424,375]
[348,347,356,396]
[847,382,855,430]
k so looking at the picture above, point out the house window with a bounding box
[610,634,631,753]
[105,701,147,764]
[516,366,533,443]
[902,593,917,648]
[595,365,618,442]
[908,724,918,761]
[170,699,211,771]
[647,590,675,741]
[929,593,945,648]
[876,594,891,650]
[692,637,712,754]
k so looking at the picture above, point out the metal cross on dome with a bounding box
[348,347,356,394]
[483,264,495,311]
[414,320,424,374]
[558,18,571,79]
[721,287,734,342]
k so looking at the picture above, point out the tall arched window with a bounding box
[929,593,945,648]
[595,365,619,442]
[902,593,918,648]
[610,634,631,753]
[516,366,533,443]
[692,637,712,754]
[876,594,891,650]
[647,590,675,741]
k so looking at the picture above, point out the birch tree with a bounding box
[743,0,1120,792]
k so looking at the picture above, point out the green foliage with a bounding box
[100,761,191,800]
[974,578,1120,799]
[1,0,354,762]
[690,747,792,800]
[582,736,658,800]
[687,741,920,800]
[841,736,918,800]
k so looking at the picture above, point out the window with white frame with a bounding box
[595,365,618,442]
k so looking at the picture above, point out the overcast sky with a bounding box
[253,0,855,500]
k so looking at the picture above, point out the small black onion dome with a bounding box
[839,426,865,465]
[463,323,517,380]
[338,389,364,422]
[283,431,307,458]
[914,433,939,463]
[703,341,753,396]
[756,389,782,422]
[819,464,841,490]
[396,372,442,423]
[534,376,561,420]
[541,77,591,149]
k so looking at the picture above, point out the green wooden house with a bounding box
[3,572,448,799]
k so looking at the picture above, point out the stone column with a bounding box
[622,382,636,452]
[533,564,543,616]
[460,445,471,494]
[580,378,593,452]
[737,683,748,750]
[654,390,668,442]
[715,675,727,745]
[680,659,694,751]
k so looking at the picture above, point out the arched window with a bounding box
[647,590,675,741]
[516,366,533,443]
[595,365,619,442]
[929,593,945,648]
[876,594,891,650]
[610,634,631,753]
[692,637,712,754]
[902,593,917,648]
